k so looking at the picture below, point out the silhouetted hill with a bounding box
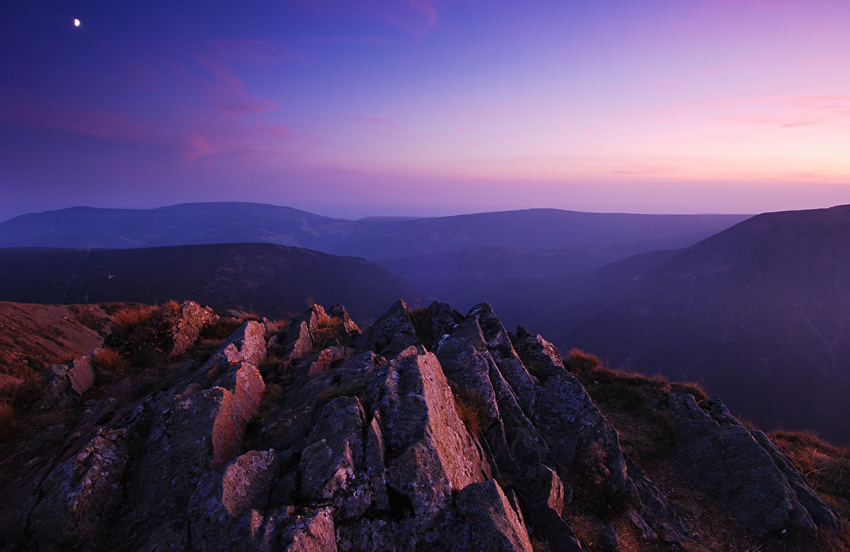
[0,203,749,261]
[0,244,417,324]
[0,203,345,250]
[515,205,850,444]
[342,208,749,259]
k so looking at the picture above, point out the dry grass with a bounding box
[669,381,709,403]
[112,306,158,333]
[564,349,604,381]
[312,311,346,350]
[452,388,487,437]
[0,363,38,384]
[91,348,126,374]
[767,431,850,550]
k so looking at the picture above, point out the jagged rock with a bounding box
[664,393,818,535]
[3,298,848,552]
[308,346,354,377]
[513,464,583,552]
[751,430,841,530]
[514,329,632,497]
[210,361,266,469]
[365,413,390,511]
[434,480,534,552]
[119,327,266,545]
[369,347,490,529]
[336,518,398,552]
[412,301,463,350]
[35,355,96,410]
[357,299,419,357]
[280,320,315,362]
[300,396,365,502]
[623,457,691,543]
[472,305,537,414]
[437,312,553,477]
[187,450,280,551]
[37,363,72,408]
[276,305,360,364]
[67,355,95,395]
[283,507,337,552]
[29,429,130,549]
[329,304,361,334]
[167,300,217,358]
[198,320,267,384]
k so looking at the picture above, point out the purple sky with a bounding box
[2,0,850,222]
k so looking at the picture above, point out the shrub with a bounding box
[91,348,126,374]
[112,306,157,333]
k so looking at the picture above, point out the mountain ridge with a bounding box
[0,298,847,551]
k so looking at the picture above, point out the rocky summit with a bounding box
[0,300,848,551]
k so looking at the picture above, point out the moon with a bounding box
[74,18,80,27]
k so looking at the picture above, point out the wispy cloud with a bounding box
[611,163,678,175]
[0,84,291,162]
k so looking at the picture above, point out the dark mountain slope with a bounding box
[0,203,347,250]
[538,205,850,443]
[340,208,749,259]
[0,244,417,324]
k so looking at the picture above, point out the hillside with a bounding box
[0,202,748,260]
[0,244,417,325]
[515,205,850,444]
[0,299,847,551]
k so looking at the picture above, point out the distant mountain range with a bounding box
[0,243,417,324]
[0,202,748,261]
[487,205,850,444]
[7,202,850,444]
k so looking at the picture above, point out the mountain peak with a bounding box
[1,300,846,551]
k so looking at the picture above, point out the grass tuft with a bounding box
[452,387,487,437]
[112,306,158,333]
[91,347,126,374]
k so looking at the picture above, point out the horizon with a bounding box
[3,1,850,222]
[0,199,784,226]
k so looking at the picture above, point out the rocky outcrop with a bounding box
[0,300,845,552]
[663,393,835,537]
[104,300,217,365]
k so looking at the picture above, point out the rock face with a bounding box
[0,300,846,552]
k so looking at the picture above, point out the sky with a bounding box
[2,0,850,222]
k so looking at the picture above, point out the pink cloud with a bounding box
[190,47,281,114]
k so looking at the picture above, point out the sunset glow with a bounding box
[2,0,850,220]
